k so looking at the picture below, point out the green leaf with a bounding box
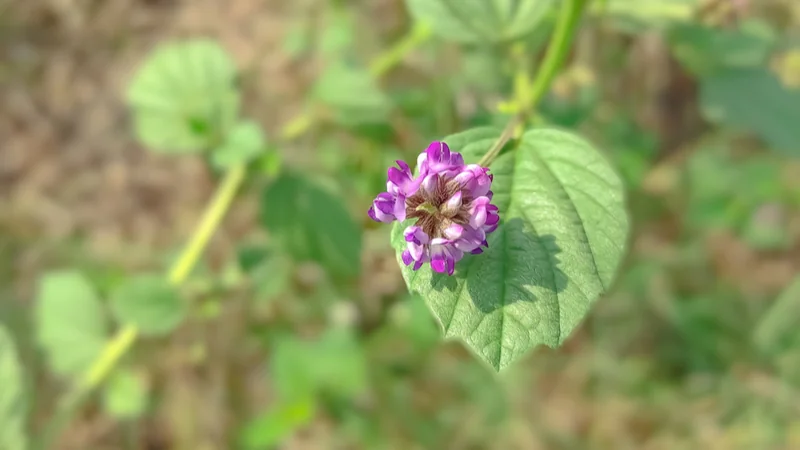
[754,278,800,355]
[237,245,293,302]
[35,271,109,377]
[102,369,148,420]
[237,397,315,450]
[700,68,800,156]
[313,63,391,126]
[211,120,267,169]
[669,20,777,77]
[405,0,555,44]
[109,275,186,336]
[126,39,240,154]
[271,328,367,400]
[261,172,361,277]
[391,127,629,371]
[0,326,27,450]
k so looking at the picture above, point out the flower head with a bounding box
[368,141,500,275]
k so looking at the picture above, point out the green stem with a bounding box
[479,0,588,167]
[525,0,588,111]
[368,22,432,76]
[36,22,432,449]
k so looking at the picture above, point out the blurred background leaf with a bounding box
[668,19,777,76]
[700,68,800,156]
[260,171,362,278]
[754,277,800,356]
[313,63,392,127]
[237,397,316,450]
[126,39,240,154]
[405,0,555,44]
[109,274,186,336]
[35,271,109,378]
[211,120,268,169]
[102,369,149,420]
[0,326,27,450]
[271,327,368,402]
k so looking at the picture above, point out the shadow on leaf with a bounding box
[427,217,568,314]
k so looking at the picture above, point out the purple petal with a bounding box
[407,241,425,260]
[421,173,438,194]
[431,254,447,273]
[453,170,473,187]
[430,243,463,276]
[443,223,464,240]
[393,194,407,221]
[426,141,450,165]
[369,192,399,223]
[441,191,462,216]
[387,166,409,189]
[402,249,413,266]
[404,226,429,245]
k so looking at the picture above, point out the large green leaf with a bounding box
[260,172,362,277]
[126,39,240,154]
[405,0,554,44]
[109,275,186,336]
[391,127,629,370]
[35,271,109,378]
[0,326,27,450]
[700,68,800,156]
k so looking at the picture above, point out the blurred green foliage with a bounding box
[3,0,800,449]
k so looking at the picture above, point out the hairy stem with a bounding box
[479,0,589,167]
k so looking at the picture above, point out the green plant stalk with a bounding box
[478,0,589,167]
[368,22,432,76]
[35,165,247,450]
[37,23,431,449]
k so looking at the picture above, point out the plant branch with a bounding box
[479,0,589,167]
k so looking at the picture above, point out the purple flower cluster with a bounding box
[368,141,500,275]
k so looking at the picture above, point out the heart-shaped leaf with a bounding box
[35,271,109,378]
[109,275,186,336]
[126,39,240,154]
[392,127,629,370]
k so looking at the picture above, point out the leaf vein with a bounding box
[534,151,607,292]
